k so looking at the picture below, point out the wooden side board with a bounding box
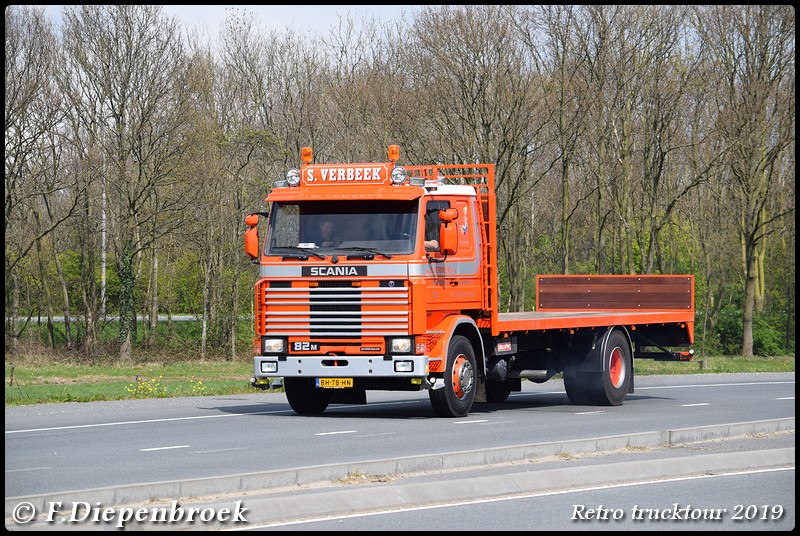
[535,275,694,311]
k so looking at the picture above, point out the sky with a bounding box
[35,5,430,42]
[162,5,424,35]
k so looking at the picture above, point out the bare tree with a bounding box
[192,9,286,358]
[4,6,73,357]
[520,5,596,276]
[405,5,543,311]
[61,5,194,361]
[695,5,795,356]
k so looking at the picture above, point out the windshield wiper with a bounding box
[335,246,393,259]
[272,246,327,260]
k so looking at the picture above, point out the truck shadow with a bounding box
[202,391,673,419]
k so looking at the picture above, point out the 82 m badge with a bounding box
[292,341,320,351]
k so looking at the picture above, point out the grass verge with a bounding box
[5,359,256,406]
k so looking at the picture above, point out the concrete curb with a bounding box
[5,417,793,521]
[225,446,795,528]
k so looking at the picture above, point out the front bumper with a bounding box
[253,355,430,378]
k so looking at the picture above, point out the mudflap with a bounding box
[330,388,367,405]
[474,376,487,403]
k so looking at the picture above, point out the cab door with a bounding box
[424,197,482,311]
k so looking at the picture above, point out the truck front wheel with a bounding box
[283,378,332,415]
[429,335,477,417]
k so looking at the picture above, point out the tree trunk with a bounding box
[754,220,766,314]
[229,281,237,361]
[118,246,136,363]
[201,265,211,359]
[35,237,56,348]
[741,246,756,357]
[8,272,20,360]
[53,245,73,349]
[83,303,97,359]
[120,331,132,363]
[148,253,158,347]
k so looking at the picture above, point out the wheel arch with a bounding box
[600,326,634,393]
[453,321,486,379]
[429,315,485,378]
[571,326,633,372]
[601,326,632,367]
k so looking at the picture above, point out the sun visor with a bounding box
[266,185,424,202]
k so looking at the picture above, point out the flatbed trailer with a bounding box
[245,146,695,417]
[498,274,693,353]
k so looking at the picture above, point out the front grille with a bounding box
[256,280,409,338]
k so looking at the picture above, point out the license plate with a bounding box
[316,378,353,389]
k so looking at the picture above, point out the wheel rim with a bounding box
[451,354,474,399]
[608,347,626,388]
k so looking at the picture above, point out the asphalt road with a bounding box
[5,372,795,530]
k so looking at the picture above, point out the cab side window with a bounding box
[424,200,450,251]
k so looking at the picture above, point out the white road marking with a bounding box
[5,467,53,473]
[635,381,794,390]
[5,410,291,434]
[140,445,190,452]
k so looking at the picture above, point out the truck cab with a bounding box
[245,146,497,417]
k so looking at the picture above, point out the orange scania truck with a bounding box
[244,145,694,417]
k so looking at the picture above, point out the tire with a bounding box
[563,330,632,406]
[283,378,332,415]
[563,365,594,406]
[485,379,512,403]
[429,335,477,417]
[596,330,632,406]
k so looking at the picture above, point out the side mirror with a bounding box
[438,208,459,256]
[244,214,260,260]
[439,208,458,222]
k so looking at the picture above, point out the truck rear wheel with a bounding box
[564,330,632,406]
[284,378,332,415]
[563,366,593,405]
[429,335,477,417]
[597,330,632,406]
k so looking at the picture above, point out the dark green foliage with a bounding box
[716,305,743,356]
[752,315,788,357]
[715,304,792,357]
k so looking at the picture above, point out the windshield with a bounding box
[266,200,419,255]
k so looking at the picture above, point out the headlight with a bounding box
[262,338,286,354]
[390,338,413,354]
[390,166,407,185]
[286,168,301,186]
